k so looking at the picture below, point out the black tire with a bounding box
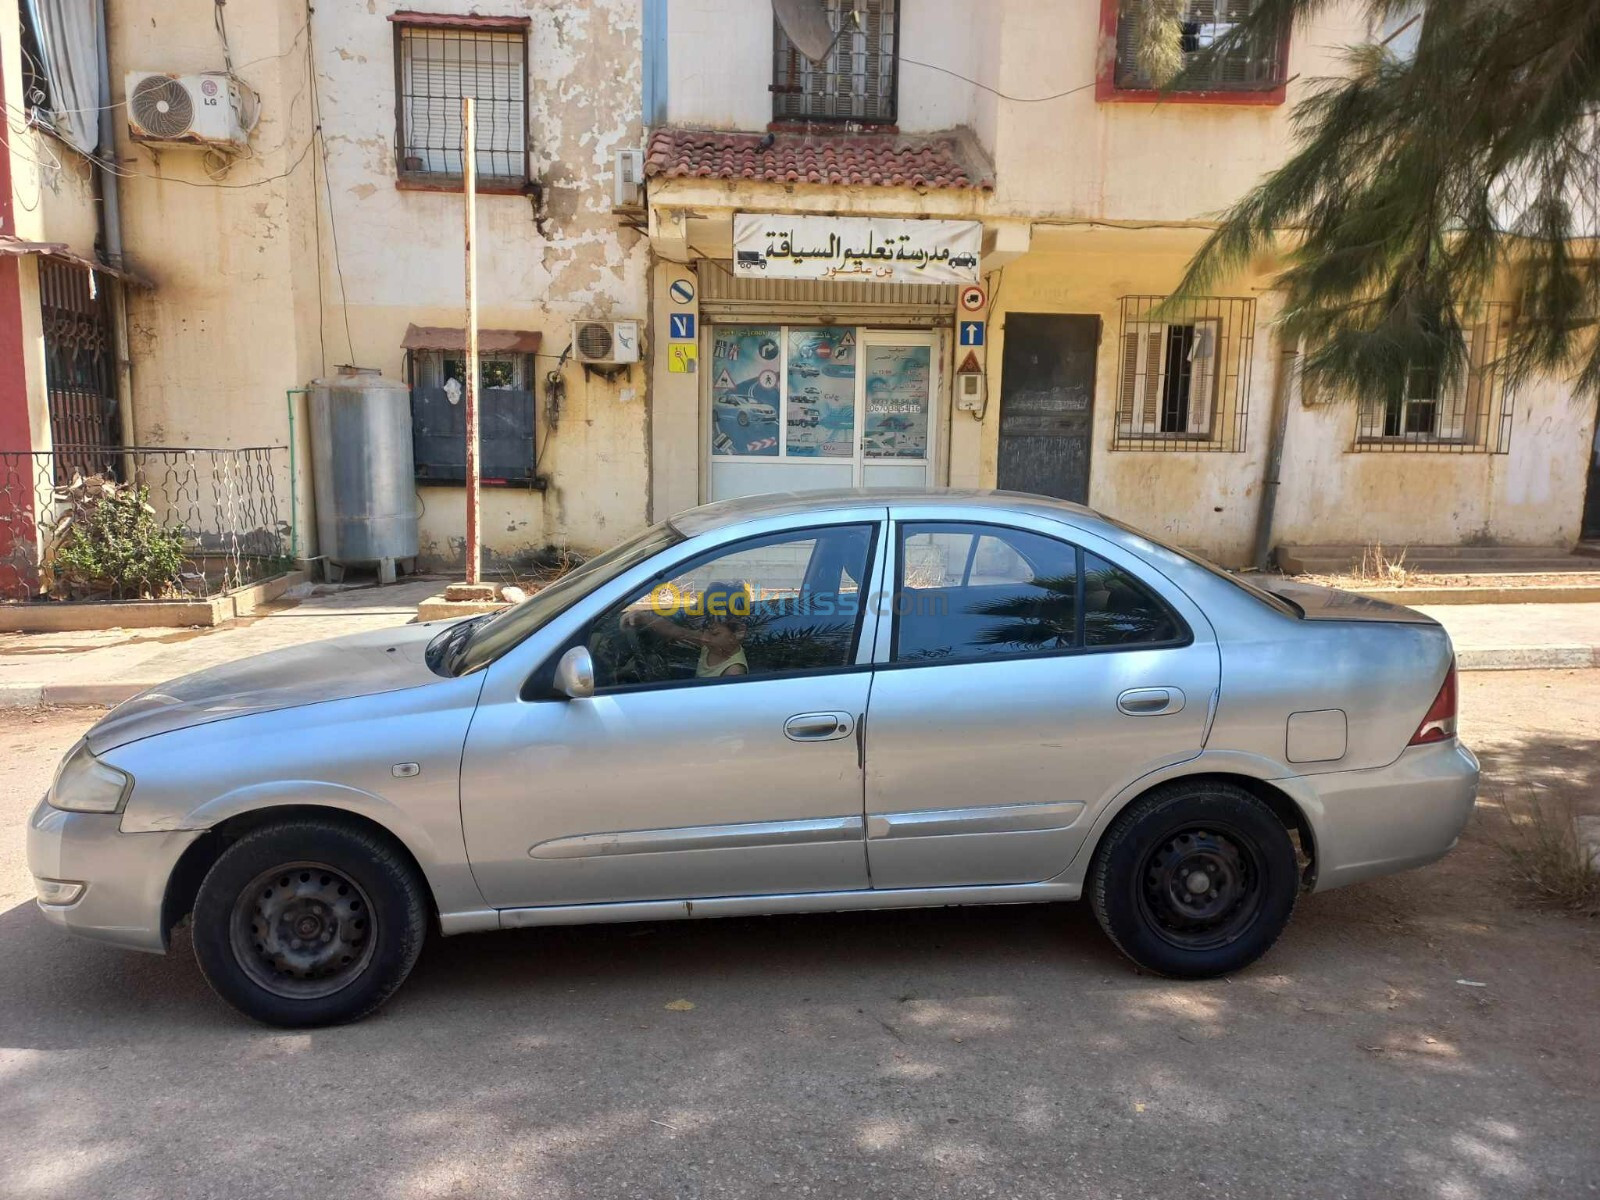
[737,410,750,427]
[1089,781,1298,979]
[191,819,429,1027]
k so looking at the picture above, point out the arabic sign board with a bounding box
[733,214,982,285]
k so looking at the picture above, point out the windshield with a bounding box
[431,522,682,677]
[1098,514,1301,618]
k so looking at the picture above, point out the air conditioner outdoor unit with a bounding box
[125,71,259,151]
[572,319,640,366]
[613,148,645,208]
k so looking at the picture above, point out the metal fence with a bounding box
[0,445,288,601]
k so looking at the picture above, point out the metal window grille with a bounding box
[1114,0,1286,91]
[1114,296,1255,452]
[39,259,120,483]
[1350,303,1515,454]
[773,0,898,124]
[395,24,527,184]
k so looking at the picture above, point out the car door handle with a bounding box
[1117,688,1185,716]
[784,711,854,742]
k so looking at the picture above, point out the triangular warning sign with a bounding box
[957,350,982,374]
[838,330,856,348]
[715,367,735,390]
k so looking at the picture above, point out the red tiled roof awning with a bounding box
[645,128,994,192]
[401,324,542,354]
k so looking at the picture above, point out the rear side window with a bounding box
[1083,553,1181,646]
[894,523,1186,664]
[895,523,1079,663]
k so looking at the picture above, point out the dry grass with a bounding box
[1354,542,1413,586]
[1492,787,1600,915]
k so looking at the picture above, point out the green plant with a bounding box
[48,475,188,600]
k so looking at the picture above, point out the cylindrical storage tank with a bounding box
[307,366,418,580]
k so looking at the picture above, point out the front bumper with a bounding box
[26,796,203,953]
[1299,740,1481,893]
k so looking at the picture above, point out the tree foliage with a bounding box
[1166,0,1600,404]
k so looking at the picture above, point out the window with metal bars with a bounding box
[772,0,898,125]
[1349,304,1515,453]
[1113,0,1287,92]
[1114,296,1255,452]
[393,19,528,186]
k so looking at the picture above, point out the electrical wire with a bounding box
[305,3,355,366]
[898,56,1099,104]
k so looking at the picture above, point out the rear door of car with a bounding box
[862,507,1221,889]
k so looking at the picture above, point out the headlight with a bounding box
[48,739,133,814]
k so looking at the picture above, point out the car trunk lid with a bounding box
[1253,578,1440,625]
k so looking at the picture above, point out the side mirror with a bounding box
[552,646,595,700]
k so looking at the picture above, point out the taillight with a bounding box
[1409,661,1458,745]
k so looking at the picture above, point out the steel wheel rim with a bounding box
[229,861,377,1000]
[1136,824,1265,952]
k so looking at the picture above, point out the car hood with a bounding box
[86,622,449,753]
[1254,578,1440,625]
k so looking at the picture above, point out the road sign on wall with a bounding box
[959,321,986,347]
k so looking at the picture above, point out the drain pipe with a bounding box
[285,388,306,562]
[95,0,122,269]
[1252,331,1299,571]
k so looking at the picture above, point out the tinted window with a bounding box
[895,523,1079,663]
[587,525,874,689]
[1083,553,1181,646]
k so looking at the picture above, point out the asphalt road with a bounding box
[2,671,1597,1199]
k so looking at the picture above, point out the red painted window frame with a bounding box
[1095,0,1290,107]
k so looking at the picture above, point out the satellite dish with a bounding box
[773,0,852,64]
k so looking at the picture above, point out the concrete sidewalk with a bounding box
[0,586,1594,707]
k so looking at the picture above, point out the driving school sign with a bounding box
[733,214,982,285]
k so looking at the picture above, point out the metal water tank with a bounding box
[307,366,419,582]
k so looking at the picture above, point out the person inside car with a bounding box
[622,580,751,678]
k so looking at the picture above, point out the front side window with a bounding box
[395,20,528,185]
[587,525,876,690]
[772,0,898,124]
[1112,0,1287,94]
[894,523,1184,663]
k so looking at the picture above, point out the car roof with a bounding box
[668,488,1100,536]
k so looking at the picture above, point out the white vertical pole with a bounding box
[462,96,481,585]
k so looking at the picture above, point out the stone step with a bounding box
[1278,544,1599,575]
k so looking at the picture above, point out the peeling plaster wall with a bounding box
[109,0,649,570]
[313,0,649,567]
[108,0,322,552]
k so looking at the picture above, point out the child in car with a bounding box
[621,580,750,678]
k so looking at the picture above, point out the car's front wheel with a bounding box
[191,819,428,1027]
[1089,781,1298,978]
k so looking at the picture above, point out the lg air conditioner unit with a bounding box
[572,319,640,366]
[125,71,259,151]
[613,148,645,208]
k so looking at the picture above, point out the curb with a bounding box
[0,683,144,708]
[3,645,1597,710]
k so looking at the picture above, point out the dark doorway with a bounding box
[996,313,1099,504]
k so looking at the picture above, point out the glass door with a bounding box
[707,325,940,501]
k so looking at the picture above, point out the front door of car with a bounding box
[862,512,1220,889]
[459,520,883,910]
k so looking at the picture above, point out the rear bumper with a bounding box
[1298,740,1480,892]
[25,797,202,953]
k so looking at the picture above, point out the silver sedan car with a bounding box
[28,490,1479,1026]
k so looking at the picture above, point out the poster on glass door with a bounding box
[709,327,782,456]
[863,345,931,458]
[786,328,856,458]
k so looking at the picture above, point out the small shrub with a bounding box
[1493,787,1600,915]
[1356,542,1411,586]
[48,475,187,600]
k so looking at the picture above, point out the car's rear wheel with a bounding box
[191,819,428,1027]
[1089,781,1298,978]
